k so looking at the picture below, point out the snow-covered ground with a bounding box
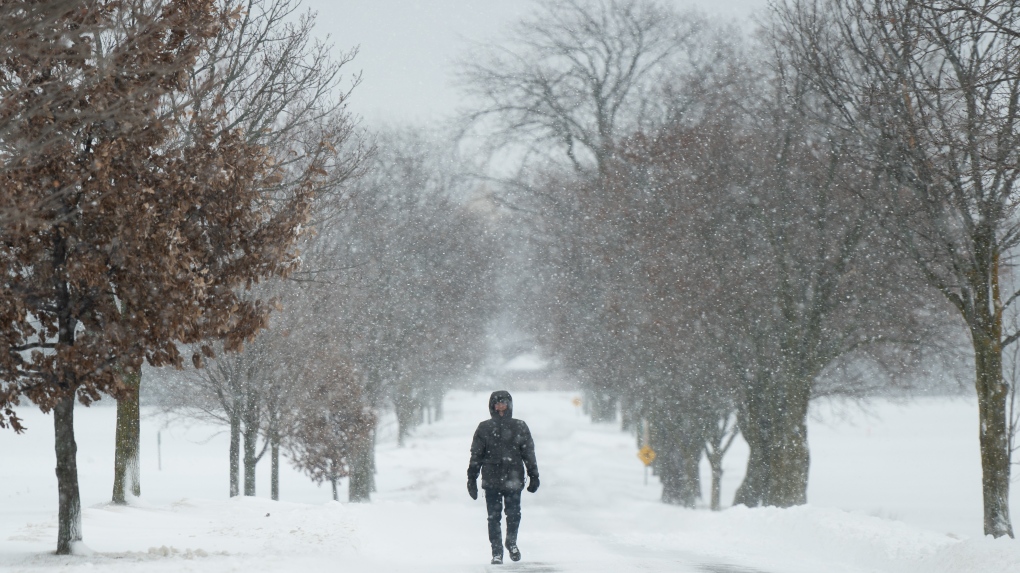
[2,389,1019,572]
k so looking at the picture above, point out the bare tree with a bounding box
[458,0,707,176]
[773,0,1020,537]
[460,1,730,425]
[159,334,279,497]
[156,243,369,501]
[341,130,499,443]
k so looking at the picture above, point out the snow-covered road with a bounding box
[2,390,1019,572]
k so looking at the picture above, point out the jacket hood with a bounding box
[488,390,513,419]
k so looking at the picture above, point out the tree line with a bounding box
[156,127,498,503]
[0,0,498,554]
[461,0,1019,538]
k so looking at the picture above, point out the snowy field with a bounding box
[2,389,1020,572]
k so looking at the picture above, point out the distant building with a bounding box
[494,353,572,391]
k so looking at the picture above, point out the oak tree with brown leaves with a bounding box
[0,0,324,554]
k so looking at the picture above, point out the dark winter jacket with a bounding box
[467,390,539,492]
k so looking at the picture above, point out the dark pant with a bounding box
[484,488,521,554]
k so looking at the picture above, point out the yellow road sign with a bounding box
[637,445,656,466]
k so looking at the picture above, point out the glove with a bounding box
[467,479,478,500]
[527,476,540,493]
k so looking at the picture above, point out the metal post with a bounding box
[157,430,162,471]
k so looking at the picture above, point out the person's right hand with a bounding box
[527,476,540,493]
[467,479,478,500]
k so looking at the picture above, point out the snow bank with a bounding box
[612,503,1020,573]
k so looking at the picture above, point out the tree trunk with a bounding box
[229,401,240,497]
[112,368,141,504]
[434,393,444,421]
[369,428,377,493]
[53,232,82,555]
[972,316,1014,537]
[709,459,723,511]
[395,391,415,447]
[54,394,82,555]
[588,387,617,423]
[651,417,701,507]
[658,446,698,506]
[734,383,767,507]
[243,421,258,496]
[348,432,373,503]
[733,405,767,507]
[330,476,339,501]
[975,335,1013,537]
[679,441,702,508]
[734,373,811,508]
[767,397,810,507]
[270,425,280,501]
[242,383,259,496]
[657,447,684,505]
[619,394,638,432]
[706,420,737,511]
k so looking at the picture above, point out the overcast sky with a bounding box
[301,0,769,126]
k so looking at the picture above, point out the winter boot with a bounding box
[490,550,503,565]
[505,540,521,562]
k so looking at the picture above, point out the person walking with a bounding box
[467,390,540,565]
